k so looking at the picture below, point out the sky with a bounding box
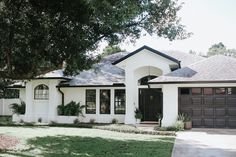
[118,0,236,55]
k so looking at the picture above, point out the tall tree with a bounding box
[207,42,236,57]
[0,0,190,80]
[207,42,227,56]
[101,45,126,57]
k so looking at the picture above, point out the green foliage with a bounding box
[0,116,12,125]
[89,119,95,124]
[101,45,126,57]
[174,120,184,131]
[155,120,184,132]
[207,42,236,57]
[207,42,227,56]
[10,101,25,115]
[178,113,191,122]
[111,118,118,124]
[94,124,176,136]
[1,89,19,99]
[57,101,85,116]
[0,0,189,80]
[73,118,80,125]
[134,108,142,119]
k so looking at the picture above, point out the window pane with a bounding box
[180,88,190,95]
[3,89,19,99]
[34,84,49,100]
[228,88,236,95]
[138,75,157,85]
[114,89,125,114]
[100,90,110,114]
[86,90,96,114]
[215,88,226,95]
[192,88,201,95]
[203,88,213,95]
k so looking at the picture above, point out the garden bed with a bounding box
[94,124,176,136]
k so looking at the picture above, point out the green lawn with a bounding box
[2,136,174,157]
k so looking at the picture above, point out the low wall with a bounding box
[0,99,20,116]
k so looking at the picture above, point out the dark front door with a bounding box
[139,88,162,121]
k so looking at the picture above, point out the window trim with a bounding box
[100,89,111,114]
[85,89,96,114]
[114,89,126,115]
[34,84,49,100]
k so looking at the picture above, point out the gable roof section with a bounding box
[162,50,205,68]
[59,52,127,87]
[112,45,181,65]
[149,55,236,84]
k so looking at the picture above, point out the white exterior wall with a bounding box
[0,88,25,116]
[116,49,178,124]
[20,79,62,123]
[61,87,125,123]
[151,83,236,127]
[0,99,20,115]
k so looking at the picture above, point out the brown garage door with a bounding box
[179,87,236,128]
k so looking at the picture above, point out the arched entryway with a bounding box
[134,66,163,122]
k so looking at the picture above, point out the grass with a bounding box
[2,136,175,157]
[0,116,13,125]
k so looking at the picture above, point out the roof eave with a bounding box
[112,45,180,65]
[149,80,236,84]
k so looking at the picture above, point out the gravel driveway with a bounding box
[172,129,236,157]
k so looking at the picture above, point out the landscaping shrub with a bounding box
[57,101,85,116]
[73,118,80,125]
[89,119,95,124]
[111,118,118,124]
[38,118,42,123]
[10,101,26,115]
[95,124,176,136]
[174,120,184,131]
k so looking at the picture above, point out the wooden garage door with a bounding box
[179,87,236,128]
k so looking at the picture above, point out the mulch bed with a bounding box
[0,135,20,150]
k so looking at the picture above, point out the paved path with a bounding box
[172,129,236,157]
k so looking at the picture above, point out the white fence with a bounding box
[0,99,20,115]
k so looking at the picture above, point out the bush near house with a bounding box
[57,101,85,116]
[10,101,26,115]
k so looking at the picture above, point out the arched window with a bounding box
[138,75,157,85]
[34,84,49,100]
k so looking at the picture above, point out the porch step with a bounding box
[140,121,158,125]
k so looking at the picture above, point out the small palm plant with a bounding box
[10,101,26,115]
[57,101,86,117]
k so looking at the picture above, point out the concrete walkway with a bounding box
[172,129,236,157]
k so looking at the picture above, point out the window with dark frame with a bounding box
[192,88,201,95]
[85,89,96,114]
[227,88,236,95]
[34,84,49,100]
[203,88,213,95]
[100,89,110,114]
[180,88,190,95]
[215,88,226,95]
[114,89,125,114]
[1,89,19,99]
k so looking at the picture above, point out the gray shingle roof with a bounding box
[150,55,236,84]
[162,50,204,67]
[37,47,204,86]
[60,52,128,86]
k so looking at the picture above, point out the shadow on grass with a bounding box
[2,136,175,157]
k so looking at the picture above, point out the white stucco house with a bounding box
[7,45,236,128]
